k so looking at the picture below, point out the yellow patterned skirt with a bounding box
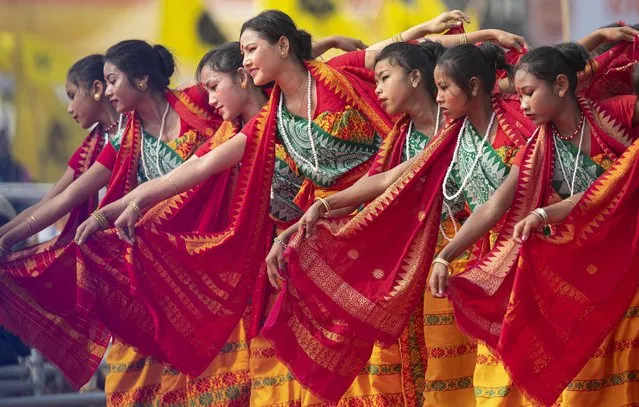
[474,288,639,407]
[423,218,477,407]
[105,322,250,407]
[249,334,404,406]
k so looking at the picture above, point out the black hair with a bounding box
[196,42,243,82]
[374,41,446,99]
[436,43,510,100]
[105,40,176,90]
[240,10,313,61]
[67,54,105,90]
[517,42,592,95]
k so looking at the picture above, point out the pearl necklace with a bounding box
[140,102,170,180]
[442,112,496,201]
[277,71,319,173]
[553,115,586,196]
[405,106,441,161]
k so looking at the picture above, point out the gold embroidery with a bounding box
[586,264,598,274]
[371,268,385,280]
[347,249,359,260]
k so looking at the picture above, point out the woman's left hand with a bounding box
[491,29,529,52]
[512,213,543,244]
[331,36,368,52]
[597,26,639,43]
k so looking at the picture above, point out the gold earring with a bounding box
[412,82,418,88]
[472,90,477,96]
[241,82,247,89]
[137,81,147,91]
[280,51,287,59]
[94,94,101,101]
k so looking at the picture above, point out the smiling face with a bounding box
[103,61,142,113]
[65,79,103,129]
[433,65,470,120]
[240,29,284,86]
[374,58,416,116]
[514,68,563,126]
[200,65,248,121]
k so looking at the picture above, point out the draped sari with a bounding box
[0,85,222,389]
[271,94,532,402]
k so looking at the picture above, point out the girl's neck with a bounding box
[466,93,494,135]
[406,91,438,135]
[241,88,268,123]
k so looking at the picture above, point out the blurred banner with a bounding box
[0,0,637,182]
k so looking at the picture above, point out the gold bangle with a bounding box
[458,33,468,45]
[317,197,332,215]
[164,176,179,196]
[128,201,143,218]
[432,257,453,276]
[24,215,38,234]
[91,210,109,229]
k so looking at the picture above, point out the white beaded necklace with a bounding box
[405,106,441,161]
[140,102,170,180]
[277,71,318,173]
[553,116,586,196]
[438,112,495,241]
[442,112,496,201]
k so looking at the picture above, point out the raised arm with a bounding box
[0,167,75,239]
[0,163,111,255]
[363,10,471,68]
[311,36,367,59]
[429,166,519,297]
[579,26,639,53]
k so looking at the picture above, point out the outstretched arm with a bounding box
[0,163,111,254]
[429,166,519,297]
[0,167,76,238]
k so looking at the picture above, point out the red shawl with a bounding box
[447,95,638,406]
[265,94,533,402]
[10,60,394,384]
[0,85,222,387]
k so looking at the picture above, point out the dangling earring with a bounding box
[94,94,101,102]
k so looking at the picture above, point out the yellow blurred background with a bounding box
[0,0,637,182]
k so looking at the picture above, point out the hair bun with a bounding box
[153,44,176,80]
[478,42,506,71]
[296,29,313,60]
[418,40,445,62]
[553,42,589,73]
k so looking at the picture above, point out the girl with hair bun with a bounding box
[0,39,225,406]
[432,40,639,406]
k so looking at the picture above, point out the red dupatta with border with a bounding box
[0,85,222,387]
[29,59,395,382]
[447,95,638,406]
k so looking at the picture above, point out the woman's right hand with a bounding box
[74,216,102,245]
[113,204,142,244]
[424,10,471,33]
[429,262,450,298]
[298,201,326,238]
[265,242,287,290]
